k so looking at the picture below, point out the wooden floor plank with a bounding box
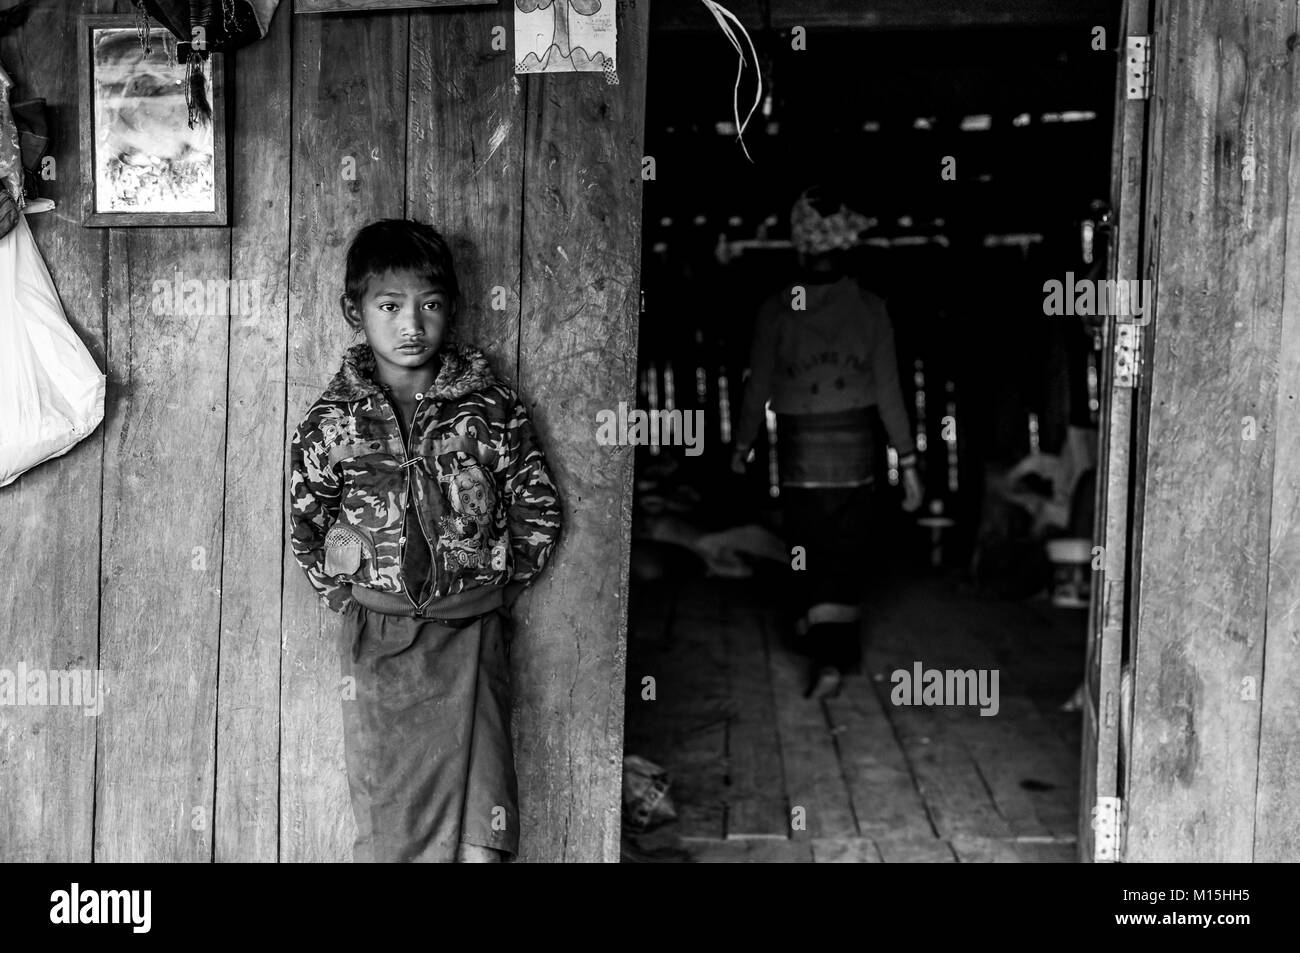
[688,839,814,863]
[877,701,1012,840]
[867,580,1038,841]
[720,596,787,839]
[626,572,1085,860]
[874,834,959,863]
[1012,840,1079,863]
[953,706,1055,840]
[868,593,1013,842]
[825,673,934,839]
[812,837,884,863]
[767,634,858,840]
[624,580,728,839]
[950,833,1024,863]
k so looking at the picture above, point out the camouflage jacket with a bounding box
[289,342,562,613]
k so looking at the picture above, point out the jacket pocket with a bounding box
[323,523,374,578]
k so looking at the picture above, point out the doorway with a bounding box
[621,7,1126,862]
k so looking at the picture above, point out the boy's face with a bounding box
[342,268,451,375]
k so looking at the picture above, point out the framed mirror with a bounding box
[78,15,227,227]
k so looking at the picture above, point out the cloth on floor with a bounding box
[622,754,677,834]
[637,514,786,578]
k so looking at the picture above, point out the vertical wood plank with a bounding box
[281,10,408,862]
[1080,0,1148,863]
[513,0,649,861]
[0,0,108,862]
[624,580,729,839]
[1127,0,1294,861]
[1255,13,1300,864]
[406,5,524,372]
[216,3,293,863]
[719,597,787,839]
[95,225,230,861]
[767,646,859,840]
[825,679,933,840]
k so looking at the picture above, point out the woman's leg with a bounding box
[815,483,874,674]
[780,486,822,650]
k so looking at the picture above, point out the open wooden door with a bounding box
[1078,0,1153,863]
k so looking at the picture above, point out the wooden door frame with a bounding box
[1079,0,1153,863]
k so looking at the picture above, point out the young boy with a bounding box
[289,219,562,863]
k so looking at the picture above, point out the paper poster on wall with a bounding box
[514,0,617,80]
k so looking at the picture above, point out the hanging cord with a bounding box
[184,52,212,128]
[221,0,240,36]
[699,0,763,162]
[132,0,153,55]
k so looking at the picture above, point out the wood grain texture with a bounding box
[874,834,957,863]
[1080,0,1147,864]
[95,225,230,861]
[622,581,729,839]
[767,646,857,840]
[720,599,786,839]
[864,586,1013,842]
[687,838,813,863]
[0,0,110,863]
[215,3,292,863]
[406,4,523,372]
[1126,0,1293,862]
[811,837,883,863]
[511,0,649,862]
[280,10,409,862]
[825,676,933,840]
[1254,6,1300,864]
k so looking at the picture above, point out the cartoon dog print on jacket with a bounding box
[438,461,509,571]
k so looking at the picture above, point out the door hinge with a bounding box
[1113,322,1141,388]
[1092,796,1124,862]
[1126,36,1152,100]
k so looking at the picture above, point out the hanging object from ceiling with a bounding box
[699,0,762,162]
[129,1,281,126]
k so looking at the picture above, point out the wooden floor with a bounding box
[622,570,1085,862]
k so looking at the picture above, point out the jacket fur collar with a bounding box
[322,342,496,403]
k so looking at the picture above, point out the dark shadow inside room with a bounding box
[621,12,1117,863]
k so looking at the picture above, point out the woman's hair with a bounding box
[798,184,848,218]
[344,219,461,311]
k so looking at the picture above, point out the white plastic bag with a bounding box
[0,215,105,487]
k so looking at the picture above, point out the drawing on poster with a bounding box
[514,0,616,75]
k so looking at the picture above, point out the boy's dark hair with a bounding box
[344,219,460,311]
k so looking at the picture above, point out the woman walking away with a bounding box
[732,186,923,700]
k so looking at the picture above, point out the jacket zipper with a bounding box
[378,390,440,611]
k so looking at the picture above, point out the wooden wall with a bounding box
[0,0,646,862]
[1126,0,1300,861]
